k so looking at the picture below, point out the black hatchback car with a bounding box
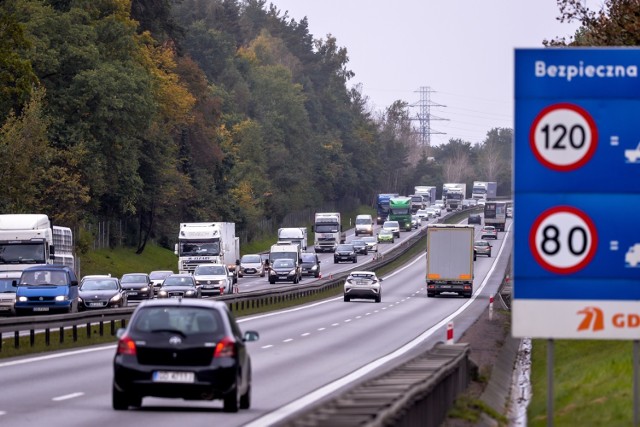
[300,252,321,278]
[113,299,259,412]
[351,239,369,255]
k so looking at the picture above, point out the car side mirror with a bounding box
[12,280,18,287]
[379,278,384,282]
[243,330,260,342]
[236,259,240,265]
[317,260,321,264]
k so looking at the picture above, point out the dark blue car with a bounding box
[14,265,79,315]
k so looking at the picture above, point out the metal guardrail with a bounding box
[279,343,472,427]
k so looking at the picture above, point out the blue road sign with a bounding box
[514,48,640,339]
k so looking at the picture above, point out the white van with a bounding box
[355,214,374,236]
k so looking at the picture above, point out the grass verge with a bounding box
[528,339,634,426]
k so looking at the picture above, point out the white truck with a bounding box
[443,183,466,211]
[425,224,475,298]
[312,213,345,252]
[0,214,75,275]
[471,181,497,201]
[414,186,437,206]
[277,227,308,251]
[175,222,240,278]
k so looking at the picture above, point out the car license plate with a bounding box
[355,280,368,285]
[245,269,255,274]
[0,306,11,311]
[89,302,103,307]
[153,371,195,383]
[33,307,50,312]
[128,291,137,295]
[203,285,215,289]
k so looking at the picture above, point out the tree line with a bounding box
[1,0,626,254]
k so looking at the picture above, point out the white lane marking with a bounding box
[382,307,387,310]
[365,312,371,316]
[52,392,84,401]
[0,344,115,369]
[238,250,426,325]
[317,328,326,331]
[331,323,339,327]
[301,333,310,337]
[261,345,273,349]
[245,222,513,427]
[0,411,6,416]
[283,339,293,343]
[356,316,362,319]
[344,319,351,323]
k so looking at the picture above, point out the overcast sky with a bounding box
[267,0,593,146]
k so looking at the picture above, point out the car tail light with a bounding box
[117,335,137,355]
[214,336,236,358]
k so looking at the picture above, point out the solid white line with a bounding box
[52,392,84,401]
[245,222,512,427]
[0,344,116,369]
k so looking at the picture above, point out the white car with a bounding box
[415,209,431,221]
[192,263,233,295]
[382,220,400,238]
[426,207,438,218]
[149,270,174,288]
[360,236,379,252]
[343,271,382,303]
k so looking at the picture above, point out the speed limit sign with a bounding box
[529,206,598,275]
[529,103,598,172]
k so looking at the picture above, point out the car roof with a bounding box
[122,272,149,276]
[348,271,377,276]
[150,270,173,274]
[136,298,227,310]
[194,263,226,267]
[22,264,73,272]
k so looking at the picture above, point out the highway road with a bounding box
[0,215,512,427]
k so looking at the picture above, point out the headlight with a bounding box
[78,297,84,302]
[18,296,27,302]
[55,295,68,301]
[289,269,296,276]
[185,290,195,295]
[269,269,276,276]
[140,287,149,292]
[158,290,167,296]
[110,293,122,302]
[311,265,318,271]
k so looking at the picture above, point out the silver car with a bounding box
[343,271,382,303]
[360,236,378,252]
[382,220,400,238]
[0,272,19,315]
[238,254,265,278]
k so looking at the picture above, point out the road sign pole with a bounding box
[634,340,639,427]
[547,339,554,427]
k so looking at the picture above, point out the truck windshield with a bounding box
[179,241,220,256]
[315,224,338,233]
[0,243,46,264]
[390,208,410,215]
[270,252,296,262]
[0,279,16,293]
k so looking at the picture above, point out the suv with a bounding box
[113,299,259,412]
[481,226,498,239]
[14,265,79,314]
[334,244,357,264]
[193,264,233,295]
[343,271,382,303]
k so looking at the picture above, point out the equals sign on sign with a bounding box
[610,136,619,146]
[610,241,619,251]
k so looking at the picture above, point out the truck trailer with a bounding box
[277,227,308,251]
[471,181,497,201]
[414,186,437,206]
[376,193,399,225]
[425,224,475,298]
[483,201,507,232]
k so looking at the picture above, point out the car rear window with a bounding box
[133,307,224,336]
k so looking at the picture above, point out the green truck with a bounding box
[388,196,413,232]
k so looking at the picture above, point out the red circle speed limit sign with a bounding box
[529,206,598,274]
[529,103,598,171]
